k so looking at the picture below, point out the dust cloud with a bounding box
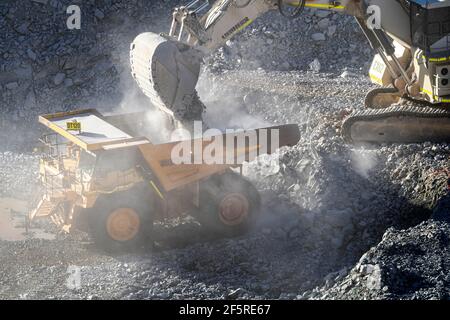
[351,149,378,178]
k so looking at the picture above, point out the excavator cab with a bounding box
[408,0,450,103]
[410,0,450,59]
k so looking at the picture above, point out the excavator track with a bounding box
[342,104,450,144]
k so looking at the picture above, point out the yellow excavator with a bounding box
[130,0,450,143]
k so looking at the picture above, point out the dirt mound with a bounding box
[303,219,450,300]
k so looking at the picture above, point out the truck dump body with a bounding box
[50,113,131,143]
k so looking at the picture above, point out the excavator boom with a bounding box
[131,0,450,144]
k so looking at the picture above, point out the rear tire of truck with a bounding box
[88,185,154,253]
[196,171,261,237]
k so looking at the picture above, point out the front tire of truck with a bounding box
[88,185,154,253]
[196,171,261,237]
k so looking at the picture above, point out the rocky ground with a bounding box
[0,1,449,300]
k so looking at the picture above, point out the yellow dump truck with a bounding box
[28,109,299,251]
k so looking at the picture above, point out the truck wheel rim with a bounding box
[106,208,140,242]
[218,193,249,226]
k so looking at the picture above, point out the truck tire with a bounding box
[196,171,261,237]
[88,185,155,252]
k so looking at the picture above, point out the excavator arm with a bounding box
[131,0,450,144]
[170,0,357,52]
[130,0,362,126]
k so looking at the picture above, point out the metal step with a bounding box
[28,197,59,222]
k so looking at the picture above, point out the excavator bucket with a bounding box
[130,32,203,120]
